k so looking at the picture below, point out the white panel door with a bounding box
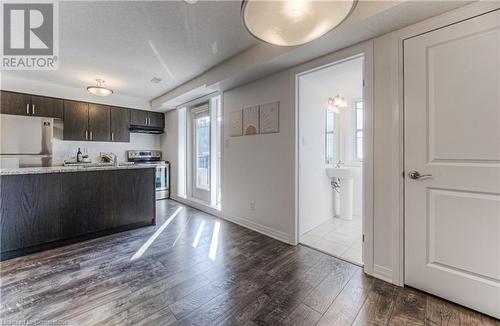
[404,10,500,319]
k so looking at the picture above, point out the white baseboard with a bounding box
[169,197,291,245]
[373,264,394,284]
[222,214,291,244]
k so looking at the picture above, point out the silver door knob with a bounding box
[408,170,433,180]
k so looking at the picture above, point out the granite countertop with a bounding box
[0,163,156,176]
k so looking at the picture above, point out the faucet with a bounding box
[335,160,344,168]
[112,153,118,166]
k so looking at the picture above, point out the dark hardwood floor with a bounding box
[0,200,498,325]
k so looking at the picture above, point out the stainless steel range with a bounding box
[127,150,169,200]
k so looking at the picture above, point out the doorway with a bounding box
[178,94,222,209]
[297,55,365,266]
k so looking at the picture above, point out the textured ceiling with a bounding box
[2,1,257,99]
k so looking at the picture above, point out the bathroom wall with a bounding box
[298,80,336,234]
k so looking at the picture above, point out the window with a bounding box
[354,100,363,161]
[193,110,210,191]
[325,110,335,164]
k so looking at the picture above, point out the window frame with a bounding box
[354,99,364,162]
[325,110,336,164]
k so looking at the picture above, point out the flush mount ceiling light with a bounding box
[327,95,347,113]
[87,79,113,97]
[241,0,357,46]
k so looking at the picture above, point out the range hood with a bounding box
[129,125,164,134]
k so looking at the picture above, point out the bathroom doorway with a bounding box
[297,55,366,266]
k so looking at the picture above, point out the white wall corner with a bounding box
[373,264,394,284]
[222,214,291,245]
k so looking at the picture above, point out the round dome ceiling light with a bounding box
[241,0,357,47]
[87,79,113,97]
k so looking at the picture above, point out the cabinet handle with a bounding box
[85,130,88,140]
[90,131,93,140]
[32,104,35,115]
[26,104,29,115]
[111,132,114,141]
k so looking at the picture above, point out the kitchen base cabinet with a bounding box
[0,168,156,260]
[0,173,62,252]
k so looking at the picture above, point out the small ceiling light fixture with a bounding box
[87,79,113,97]
[241,0,357,47]
[327,95,347,113]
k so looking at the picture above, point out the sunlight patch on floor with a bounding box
[130,207,183,261]
[208,221,220,261]
[192,220,205,248]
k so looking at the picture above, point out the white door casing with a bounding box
[404,10,500,319]
[191,104,211,203]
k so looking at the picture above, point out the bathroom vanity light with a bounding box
[87,79,113,97]
[327,95,347,113]
[241,0,357,46]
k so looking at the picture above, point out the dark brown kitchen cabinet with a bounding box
[1,91,63,119]
[63,100,89,141]
[89,104,110,141]
[0,168,156,260]
[110,106,130,142]
[64,101,111,141]
[130,109,149,126]
[60,171,113,237]
[0,91,31,116]
[0,173,63,252]
[130,109,164,128]
[31,95,63,119]
[149,111,165,128]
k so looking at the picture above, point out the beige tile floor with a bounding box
[300,216,363,265]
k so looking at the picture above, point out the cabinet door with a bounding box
[110,106,130,142]
[112,168,155,226]
[148,112,165,128]
[60,171,113,237]
[0,91,30,116]
[89,104,111,141]
[0,174,62,252]
[130,109,148,126]
[31,95,63,119]
[63,100,89,141]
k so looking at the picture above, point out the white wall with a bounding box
[372,34,395,274]
[297,81,334,234]
[222,72,294,242]
[162,109,179,194]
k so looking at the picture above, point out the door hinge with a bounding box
[362,234,365,242]
[363,79,365,87]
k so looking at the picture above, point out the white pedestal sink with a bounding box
[326,166,362,220]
